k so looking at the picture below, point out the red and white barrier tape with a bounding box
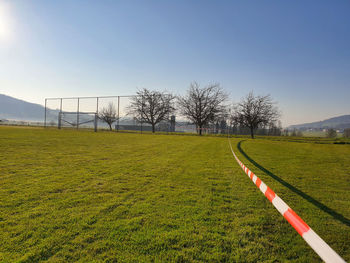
[228,139,345,263]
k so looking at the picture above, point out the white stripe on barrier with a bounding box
[252,175,257,184]
[228,139,345,263]
[259,182,267,194]
[303,229,345,263]
[272,196,289,215]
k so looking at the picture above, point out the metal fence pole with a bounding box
[58,112,61,129]
[167,98,170,135]
[94,113,97,132]
[58,98,62,129]
[77,98,80,129]
[44,99,47,128]
[96,97,99,132]
[117,96,120,132]
[96,97,99,114]
[141,95,143,134]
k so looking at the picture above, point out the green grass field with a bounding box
[0,126,349,262]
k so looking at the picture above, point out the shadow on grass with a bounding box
[237,140,350,227]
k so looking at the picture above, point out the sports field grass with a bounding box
[0,126,349,262]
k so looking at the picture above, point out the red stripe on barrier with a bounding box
[250,172,254,180]
[284,208,310,235]
[256,178,262,187]
[265,187,275,202]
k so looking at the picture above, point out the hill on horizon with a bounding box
[288,115,350,131]
[0,94,47,121]
[0,94,104,126]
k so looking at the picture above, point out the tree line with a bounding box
[99,82,281,138]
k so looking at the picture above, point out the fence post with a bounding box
[141,95,143,134]
[167,101,169,135]
[94,113,97,132]
[96,97,99,132]
[44,99,47,128]
[58,112,61,129]
[117,96,120,132]
[77,98,80,129]
[58,98,63,129]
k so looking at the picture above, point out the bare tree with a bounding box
[127,88,175,133]
[99,102,118,131]
[231,92,280,139]
[178,82,228,135]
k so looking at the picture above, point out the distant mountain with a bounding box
[289,115,350,130]
[0,94,91,125]
[0,94,46,121]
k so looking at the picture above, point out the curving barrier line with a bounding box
[228,139,345,263]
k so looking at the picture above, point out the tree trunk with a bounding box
[199,125,202,136]
[152,124,155,133]
[250,127,254,139]
[108,123,112,131]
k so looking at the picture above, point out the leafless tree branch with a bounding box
[99,102,119,131]
[127,88,175,133]
[231,91,280,138]
[178,82,228,135]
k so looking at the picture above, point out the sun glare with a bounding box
[0,2,13,42]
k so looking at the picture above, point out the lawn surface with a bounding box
[0,126,349,262]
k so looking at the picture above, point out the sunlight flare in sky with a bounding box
[0,1,13,43]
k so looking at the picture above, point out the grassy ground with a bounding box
[0,126,349,262]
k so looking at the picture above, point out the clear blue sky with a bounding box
[1,0,349,126]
